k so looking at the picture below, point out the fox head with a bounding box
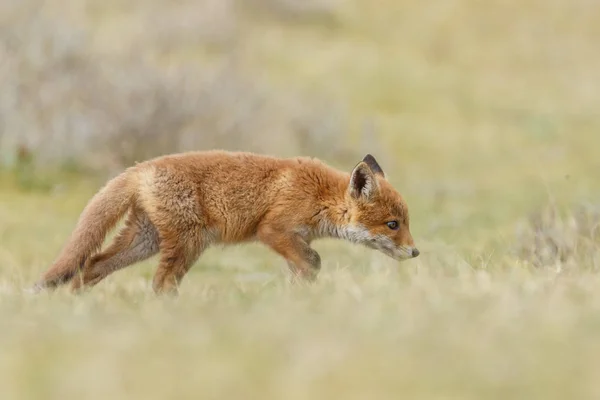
[344,154,419,261]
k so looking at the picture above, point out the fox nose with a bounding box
[411,248,420,258]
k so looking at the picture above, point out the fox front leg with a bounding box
[285,242,322,282]
[258,227,322,282]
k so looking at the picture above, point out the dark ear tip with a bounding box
[363,154,375,162]
[361,154,385,177]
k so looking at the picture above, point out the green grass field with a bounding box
[2,0,600,398]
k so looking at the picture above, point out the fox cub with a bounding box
[32,151,418,295]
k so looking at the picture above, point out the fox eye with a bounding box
[386,221,399,230]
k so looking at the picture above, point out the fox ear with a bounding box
[362,154,385,178]
[349,162,378,200]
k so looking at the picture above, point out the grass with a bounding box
[2,0,600,398]
[3,214,600,399]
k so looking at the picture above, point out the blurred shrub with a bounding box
[122,0,240,52]
[513,202,600,271]
[0,0,353,175]
[241,0,342,25]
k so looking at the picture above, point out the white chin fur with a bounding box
[314,222,413,260]
[391,250,414,261]
[335,224,413,260]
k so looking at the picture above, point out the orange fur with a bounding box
[32,150,418,295]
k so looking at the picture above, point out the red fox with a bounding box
[31,151,418,295]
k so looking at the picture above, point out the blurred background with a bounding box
[3,2,600,398]
[1,0,599,260]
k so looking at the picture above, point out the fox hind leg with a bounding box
[151,230,205,296]
[71,207,159,292]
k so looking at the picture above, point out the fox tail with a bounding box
[30,169,137,292]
